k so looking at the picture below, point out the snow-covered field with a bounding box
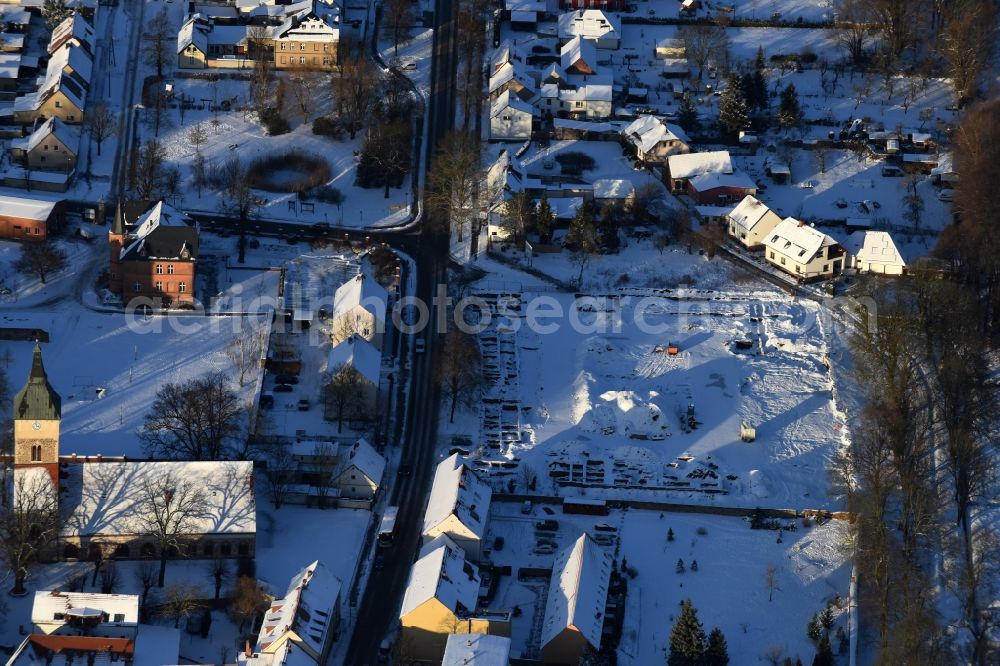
[0,310,268,457]
[487,503,852,663]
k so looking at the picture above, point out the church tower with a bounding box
[13,344,62,489]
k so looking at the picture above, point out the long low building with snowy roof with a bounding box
[422,454,492,561]
[763,217,845,280]
[666,150,733,192]
[541,533,613,665]
[442,633,512,665]
[0,193,64,241]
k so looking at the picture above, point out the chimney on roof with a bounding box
[797,220,805,227]
[245,640,252,657]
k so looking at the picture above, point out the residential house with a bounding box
[333,437,385,503]
[489,89,533,141]
[176,15,209,68]
[324,334,381,422]
[726,195,782,249]
[48,12,95,55]
[557,9,620,49]
[593,178,635,207]
[331,272,388,349]
[488,59,536,102]
[622,115,690,163]
[666,150,733,193]
[763,217,845,280]
[238,561,342,666]
[422,454,492,562]
[6,591,181,666]
[0,193,63,241]
[271,2,340,70]
[399,535,510,663]
[505,0,546,21]
[108,201,199,306]
[540,534,613,665]
[686,170,758,205]
[9,117,80,172]
[560,36,598,75]
[442,634,512,666]
[843,230,906,275]
[13,42,91,124]
[559,78,613,119]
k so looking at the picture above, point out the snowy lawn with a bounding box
[0,236,101,308]
[486,504,852,664]
[0,309,269,458]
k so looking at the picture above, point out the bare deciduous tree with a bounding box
[225,319,267,387]
[323,365,368,432]
[937,0,997,106]
[84,104,117,157]
[333,54,381,139]
[130,470,209,587]
[0,472,60,594]
[764,564,780,602]
[424,130,483,241]
[131,139,168,200]
[435,329,482,422]
[229,576,268,631]
[207,559,230,600]
[832,0,871,65]
[678,24,729,80]
[383,0,414,56]
[139,371,246,461]
[15,241,67,285]
[142,10,172,79]
[159,583,203,627]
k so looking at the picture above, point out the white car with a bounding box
[937,189,955,202]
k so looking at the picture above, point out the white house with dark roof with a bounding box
[763,217,845,280]
[422,454,492,562]
[238,560,342,666]
[540,533,613,665]
[557,9,620,49]
[727,195,782,249]
[490,89,533,141]
[622,115,690,163]
[331,272,388,349]
[843,230,906,275]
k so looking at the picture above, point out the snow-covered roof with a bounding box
[843,230,906,269]
[0,53,21,79]
[335,438,385,487]
[177,16,209,55]
[559,81,612,103]
[326,334,381,386]
[333,272,388,322]
[442,634,512,666]
[422,454,491,541]
[60,461,256,537]
[491,89,533,118]
[490,39,512,72]
[667,150,733,179]
[688,170,757,192]
[593,178,635,200]
[120,201,197,261]
[0,193,59,221]
[557,9,620,43]
[505,0,545,11]
[764,217,839,261]
[49,12,94,54]
[488,60,536,96]
[540,533,612,650]
[560,36,597,72]
[48,42,92,87]
[273,6,341,41]
[244,560,341,665]
[727,195,778,233]
[33,591,139,627]
[622,115,689,153]
[661,58,690,74]
[400,535,480,618]
[12,117,80,155]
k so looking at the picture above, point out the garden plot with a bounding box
[485,503,852,664]
[495,289,847,509]
[0,310,268,458]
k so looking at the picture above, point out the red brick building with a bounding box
[109,201,198,306]
[0,194,64,241]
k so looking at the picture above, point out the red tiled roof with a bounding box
[28,634,135,655]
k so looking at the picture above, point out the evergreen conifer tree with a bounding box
[718,75,750,135]
[705,627,729,666]
[668,600,707,666]
[778,83,801,128]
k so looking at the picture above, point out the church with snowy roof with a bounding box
[11,345,256,563]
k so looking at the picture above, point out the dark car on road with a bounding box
[274,384,294,393]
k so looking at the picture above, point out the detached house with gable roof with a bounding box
[622,115,690,163]
[108,201,199,306]
[331,271,388,350]
[422,454,492,562]
[727,195,782,249]
[9,117,80,173]
[238,560,343,666]
[763,217,844,280]
[557,9,620,49]
[541,533,613,665]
